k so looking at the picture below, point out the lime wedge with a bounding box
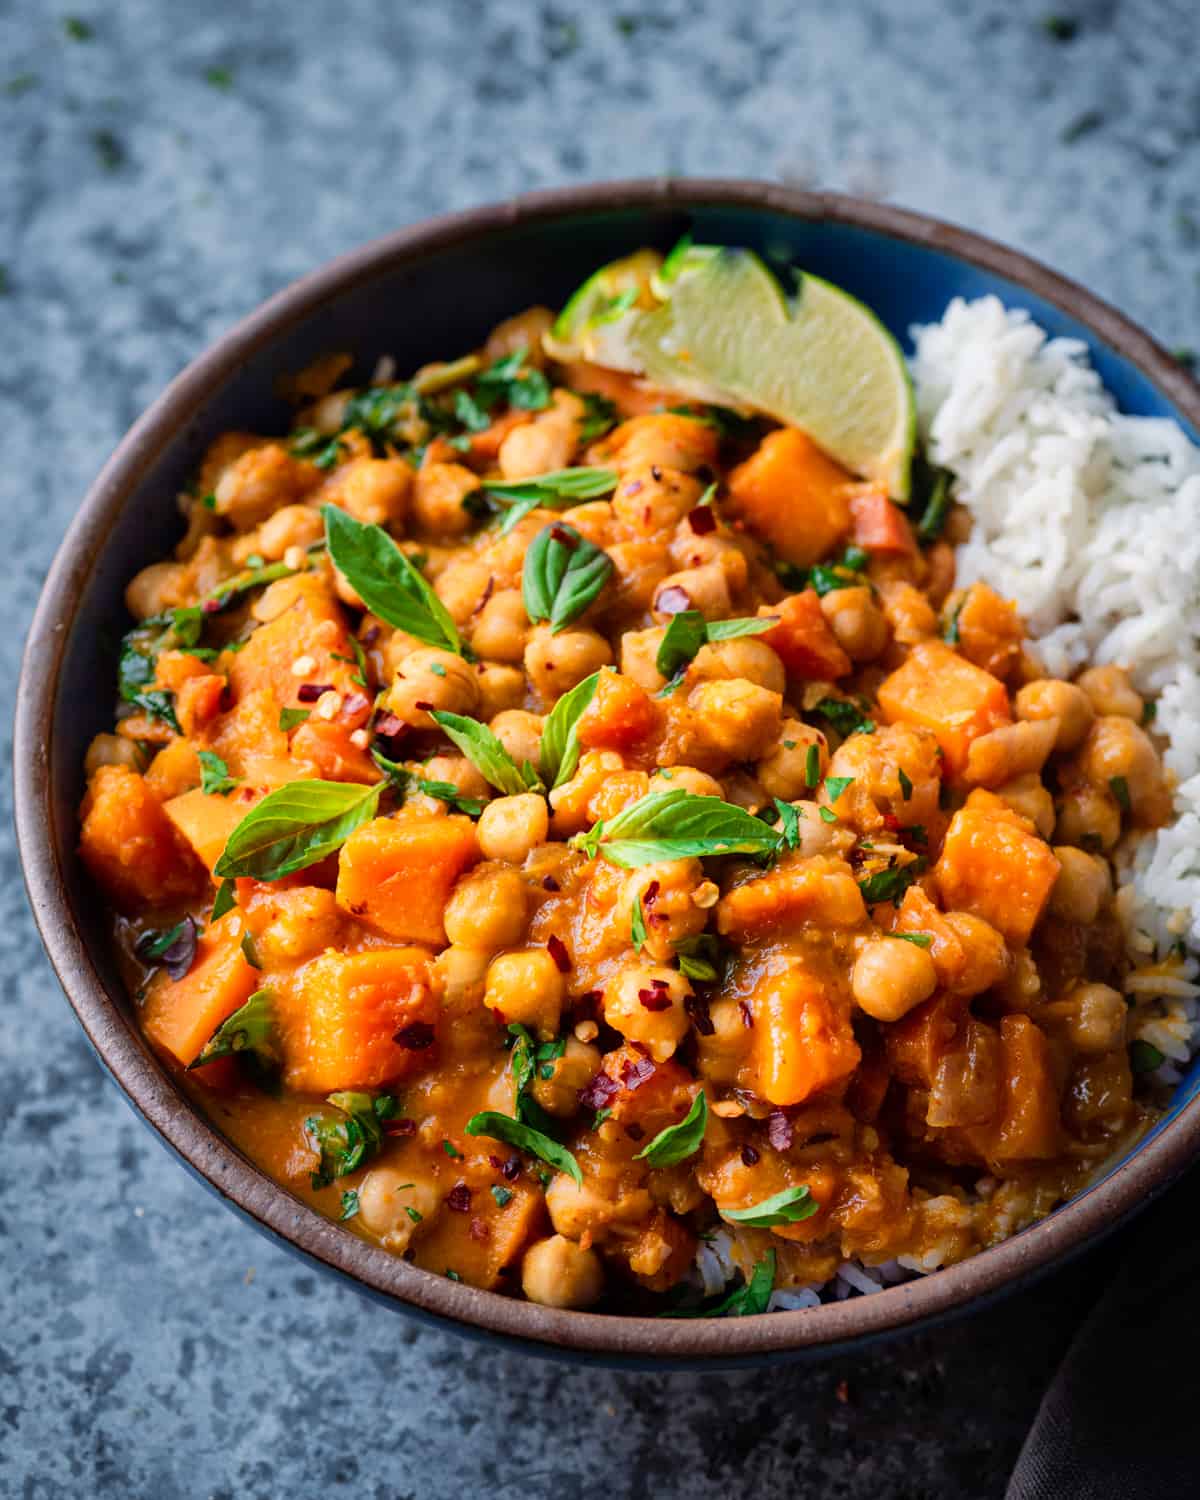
[543,249,663,369]
[634,248,915,499]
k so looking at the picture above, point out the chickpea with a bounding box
[419,753,490,803]
[688,679,783,761]
[942,911,1012,997]
[524,625,613,703]
[621,859,707,962]
[470,589,530,663]
[820,586,890,663]
[993,772,1055,838]
[650,766,724,799]
[434,943,491,1017]
[1057,983,1127,1054]
[484,949,565,1038]
[1015,678,1095,752]
[499,390,583,479]
[620,627,668,694]
[1056,780,1122,852]
[521,1235,605,1309]
[411,461,478,536]
[357,1167,439,1253]
[484,305,554,366]
[757,720,828,802]
[85,733,142,776]
[603,963,691,1061]
[477,792,549,863]
[612,464,704,535]
[435,560,494,625]
[548,749,625,835]
[611,413,720,474]
[444,865,529,950]
[335,457,412,528]
[690,638,786,695]
[963,718,1059,788]
[1076,665,1143,721]
[1077,716,1167,821]
[587,770,651,822]
[258,503,325,560]
[215,443,318,528]
[125,560,189,621]
[653,563,732,622]
[250,887,342,965]
[530,1036,603,1118]
[545,1174,615,1241]
[476,663,527,720]
[489,709,544,770]
[852,937,937,1021]
[1049,846,1112,924]
[386,647,481,729]
[876,578,938,645]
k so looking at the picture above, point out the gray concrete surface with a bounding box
[2,1,1198,1495]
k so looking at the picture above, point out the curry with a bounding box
[79,295,1169,1314]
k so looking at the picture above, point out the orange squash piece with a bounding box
[142,917,259,1067]
[226,574,355,710]
[969,1015,1062,1162]
[876,639,1011,777]
[934,791,1060,945]
[742,968,861,1107]
[727,428,853,568]
[79,765,206,912]
[165,786,260,873]
[335,814,479,945]
[848,485,916,555]
[716,854,866,941]
[281,946,440,1092]
[758,589,852,680]
[576,668,659,753]
[414,1177,546,1290]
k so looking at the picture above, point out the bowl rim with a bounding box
[16,176,1200,1363]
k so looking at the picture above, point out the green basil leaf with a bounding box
[279,706,311,732]
[339,1189,361,1220]
[891,931,933,948]
[577,392,617,442]
[430,710,542,795]
[704,616,777,644]
[415,778,487,817]
[662,1250,776,1318]
[631,893,648,953]
[1130,1039,1166,1073]
[198,749,239,796]
[370,746,408,791]
[538,669,601,788]
[1109,775,1131,812]
[858,861,923,906]
[189,987,277,1071]
[804,743,821,788]
[655,610,708,679]
[824,775,855,802]
[131,690,181,733]
[465,1110,582,1186]
[672,932,725,982]
[214,778,383,881]
[482,466,618,536]
[211,877,237,920]
[634,1091,707,1166]
[774,798,801,850]
[812,697,875,737]
[722,1184,818,1228]
[522,522,614,634]
[898,767,913,801]
[572,788,782,868]
[323,505,462,655]
[916,467,953,542]
[306,1090,397,1189]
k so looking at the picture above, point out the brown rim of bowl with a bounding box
[15,178,1200,1363]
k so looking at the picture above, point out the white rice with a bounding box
[694,293,1200,1309]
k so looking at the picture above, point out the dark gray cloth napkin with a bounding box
[1007,1170,1199,1499]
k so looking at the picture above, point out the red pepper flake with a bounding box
[445,1183,472,1213]
[651,465,663,481]
[547,934,571,973]
[738,1001,754,1029]
[625,1123,645,1142]
[473,574,496,615]
[741,1144,760,1166]
[500,1156,521,1181]
[297,682,333,703]
[374,712,405,738]
[620,1055,657,1091]
[361,623,381,646]
[766,1110,794,1152]
[488,1155,504,1171]
[685,993,715,1036]
[578,1071,620,1111]
[549,525,577,548]
[687,506,717,535]
[414,700,435,712]
[541,875,560,892]
[883,813,901,832]
[623,479,644,497]
[656,585,692,616]
[638,980,673,1012]
[469,1216,491,1243]
[341,691,371,718]
[643,880,660,907]
[385,1117,417,1137]
[392,1021,435,1050]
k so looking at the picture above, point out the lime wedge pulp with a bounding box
[546,243,916,500]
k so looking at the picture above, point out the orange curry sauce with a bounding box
[81,306,1165,1310]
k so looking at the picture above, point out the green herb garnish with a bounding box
[538,669,601,789]
[634,1091,707,1167]
[812,698,875,737]
[522,522,614,634]
[1110,775,1132,813]
[722,1184,818,1227]
[654,610,776,680]
[431,710,542,795]
[631,893,648,953]
[572,788,783,868]
[189,988,277,1071]
[198,750,239,796]
[214,778,383,881]
[465,1111,582,1186]
[306,1092,398,1188]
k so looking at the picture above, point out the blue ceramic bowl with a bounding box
[16,180,1200,1366]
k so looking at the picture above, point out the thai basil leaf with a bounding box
[538,669,601,789]
[811,697,875,737]
[722,1184,818,1228]
[577,392,617,442]
[306,1091,399,1189]
[662,1250,776,1318]
[522,522,614,634]
[465,1110,582,1186]
[134,916,199,980]
[634,1091,707,1167]
[480,467,618,535]
[130,690,181,733]
[572,788,782,868]
[672,933,726,982]
[198,750,239,796]
[655,610,775,680]
[631,893,648,953]
[189,987,277,1071]
[214,779,383,881]
[211,878,237,920]
[431,710,543,795]
[323,505,462,655]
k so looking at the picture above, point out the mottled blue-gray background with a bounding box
[3,1,1198,1496]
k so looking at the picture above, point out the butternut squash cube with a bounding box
[142,919,258,1067]
[876,639,1011,777]
[727,428,853,568]
[335,814,479,945]
[742,969,860,1107]
[934,792,1060,945]
[80,765,205,912]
